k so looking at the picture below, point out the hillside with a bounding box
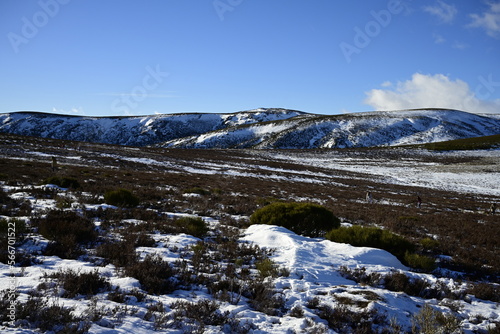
[161,109,500,149]
[1,108,499,149]
[0,108,303,147]
[1,134,499,333]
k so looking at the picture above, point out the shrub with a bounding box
[256,258,279,278]
[245,279,285,316]
[404,252,436,272]
[325,225,414,261]
[411,304,461,334]
[420,237,440,251]
[175,216,209,238]
[124,254,176,294]
[48,268,111,298]
[96,240,137,267]
[171,299,231,331]
[467,282,500,303]
[36,210,97,259]
[14,294,86,333]
[250,202,340,237]
[183,187,210,195]
[104,188,140,207]
[43,176,80,189]
[37,210,97,244]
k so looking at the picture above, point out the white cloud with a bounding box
[364,73,500,114]
[52,107,84,114]
[468,1,500,38]
[432,33,446,44]
[381,81,392,87]
[423,0,457,23]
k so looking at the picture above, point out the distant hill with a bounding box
[158,109,500,149]
[1,108,499,149]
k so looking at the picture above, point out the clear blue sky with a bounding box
[1,0,499,116]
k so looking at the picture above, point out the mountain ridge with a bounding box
[1,108,499,149]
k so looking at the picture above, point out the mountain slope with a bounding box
[0,108,303,147]
[1,108,499,149]
[160,109,500,149]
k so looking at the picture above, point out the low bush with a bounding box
[171,299,231,332]
[96,239,138,267]
[245,279,285,316]
[104,188,140,207]
[250,202,340,237]
[35,210,97,259]
[48,268,111,298]
[467,282,500,303]
[411,304,461,334]
[175,216,209,238]
[14,294,87,333]
[404,252,436,272]
[37,210,97,244]
[325,225,414,261]
[124,254,176,295]
[43,176,80,189]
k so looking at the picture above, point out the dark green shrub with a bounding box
[171,299,230,331]
[420,237,440,251]
[37,210,97,244]
[183,187,210,195]
[176,216,209,238]
[43,176,80,189]
[104,188,140,207]
[14,295,85,333]
[49,268,110,298]
[96,239,138,267]
[404,252,436,272]
[250,202,340,237]
[124,254,176,294]
[325,225,414,261]
[35,210,97,259]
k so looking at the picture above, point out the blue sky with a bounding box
[1,0,499,116]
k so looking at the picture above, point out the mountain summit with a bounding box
[1,108,499,149]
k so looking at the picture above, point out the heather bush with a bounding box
[37,210,97,244]
[104,188,140,207]
[175,216,209,238]
[43,176,80,189]
[250,202,340,237]
[411,304,461,334]
[404,252,436,272]
[124,254,176,294]
[48,268,111,298]
[36,210,97,259]
[171,299,231,332]
[14,294,87,333]
[325,225,414,261]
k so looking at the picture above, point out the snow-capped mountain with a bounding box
[0,108,303,147]
[1,108,499,148]
[161,109,500,148]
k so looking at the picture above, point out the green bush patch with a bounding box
[326,225,414,262]
[250,202,340,237]
[104,188,140,207]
